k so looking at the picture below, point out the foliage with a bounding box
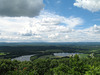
[0,43,100,75]
[0,55,100,75]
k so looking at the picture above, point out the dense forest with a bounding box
[0,55,100,75]
[0,43,100,75]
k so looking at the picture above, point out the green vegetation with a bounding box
[0,55,100,75]
[79,54,89,58]
[0,53,6,55]
[0,43,100,75]
[0,45,91,59]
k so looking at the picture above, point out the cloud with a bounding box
[93,25,100,34]
[48,33,59,39]
[83,24,100,34]
[18,12,82,38]
[72,24,100,42]
[0,11,84,42]
[63,16,83,28]
[65,35,69,39]
[0,0,44,17]
[21,30,33,36]
[74,0,100,12]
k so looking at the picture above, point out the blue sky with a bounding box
[0,0,100,42]
[44,0,100,29]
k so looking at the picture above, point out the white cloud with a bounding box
[0,11,86,42]
[48,33,59,39]
[73,24,100,42]
[74,0,100,12]
[82,24,100,34]
[63,16,83,28]
[65,35,69,39]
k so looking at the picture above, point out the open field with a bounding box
[79,54,89,58]
[0,53,6,55]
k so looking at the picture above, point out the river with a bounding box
[12,55,34,61]
[54,53,81,57]
[12,53,81,61]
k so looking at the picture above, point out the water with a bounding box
[12,55,34,61]
[12,53,81,61]
[54,53,81,57]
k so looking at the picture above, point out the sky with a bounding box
[0,0,100,42]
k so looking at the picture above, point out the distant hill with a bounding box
[0,42,100,46]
